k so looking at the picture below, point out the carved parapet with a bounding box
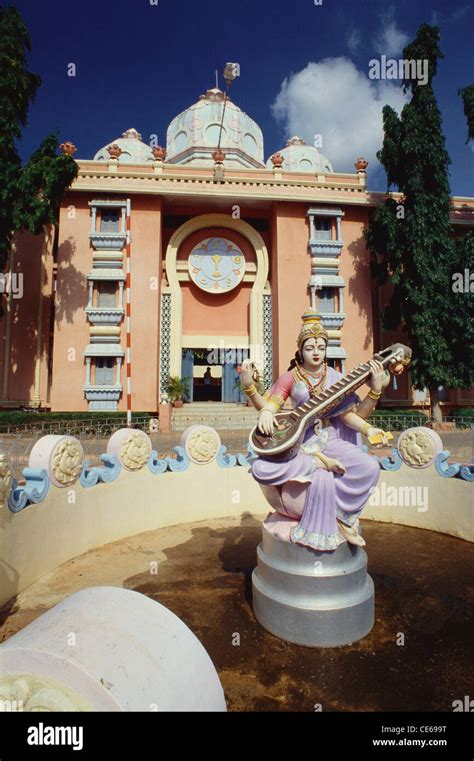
[80,454,121,486]
[8,468,50,512]
[180,425,221,464]
[397,427,443,469]
[29,435,84,488]
[107,429,152,471]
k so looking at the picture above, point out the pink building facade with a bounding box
[3,88,473,414]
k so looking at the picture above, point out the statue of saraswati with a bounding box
[241,308,411,551]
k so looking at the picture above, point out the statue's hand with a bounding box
[258,409,276,436]
[324,457,346,475]
[366,426,390,445]
[368,359,386,393]
[241,359,259,388]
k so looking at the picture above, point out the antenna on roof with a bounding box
[215,69,218,88]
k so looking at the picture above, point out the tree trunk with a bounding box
[429,385,443,423]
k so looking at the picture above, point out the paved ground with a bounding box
[1,515,472,712]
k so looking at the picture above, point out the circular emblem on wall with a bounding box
[180,425,221,464]
[397,426,443,469]
[107,429,152,471]
[188,237,245,293]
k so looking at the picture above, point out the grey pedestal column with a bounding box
[252,524,374,647]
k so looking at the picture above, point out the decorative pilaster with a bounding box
[85,199,128,410]
[159,292,172,399]
[262,293,273,391]
[307,207,347,368]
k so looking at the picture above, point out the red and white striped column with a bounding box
[125,199,132,427]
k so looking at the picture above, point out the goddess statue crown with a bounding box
[297,308,329,351]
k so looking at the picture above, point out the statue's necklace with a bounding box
[294,362,327,394]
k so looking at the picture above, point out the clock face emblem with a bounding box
[188,237,245,293]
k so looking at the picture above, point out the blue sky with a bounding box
[11,0,474,195]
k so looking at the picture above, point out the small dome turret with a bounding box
[94,128,154,164]
[266,136,334,173]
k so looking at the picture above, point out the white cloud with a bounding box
[271,58,408,174]
[347,29,361,55]
[374,8,409,56]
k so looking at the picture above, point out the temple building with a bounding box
[4,86,474,413]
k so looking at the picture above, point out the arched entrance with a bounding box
[159,214,272,403]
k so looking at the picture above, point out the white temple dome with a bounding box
[165,87,265,169]
[267,136,334,173]
[94,128,154,164]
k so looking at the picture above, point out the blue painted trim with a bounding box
[148,450,168,474]
[8,468,50,512]
[80,460,100,488]
[236,443,258,466]
[435,451,461,478]
[460,463,474,482]
[379,448,403,471]
[87,454,122,483]
[216,445,236,468]
[165,446,190,472]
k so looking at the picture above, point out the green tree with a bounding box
[365,24,473,421]
[0,5,78,281]
[458,84,474,142]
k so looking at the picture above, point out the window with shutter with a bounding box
[98,282,116,308]
[315,219,332,240]
[318,287,335,313]
[100,210,120,232]
[95,358,115,385]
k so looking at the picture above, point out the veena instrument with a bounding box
[249,343,412,461]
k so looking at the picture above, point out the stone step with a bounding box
[171,412,257,418]
[172,412,259,421]
[172,407,258,414]
[173,404,255,412]
[171,422,256,432]
[171,403,259,431]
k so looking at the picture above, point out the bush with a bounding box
[450,407,474,429]
[0,411,153,430]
